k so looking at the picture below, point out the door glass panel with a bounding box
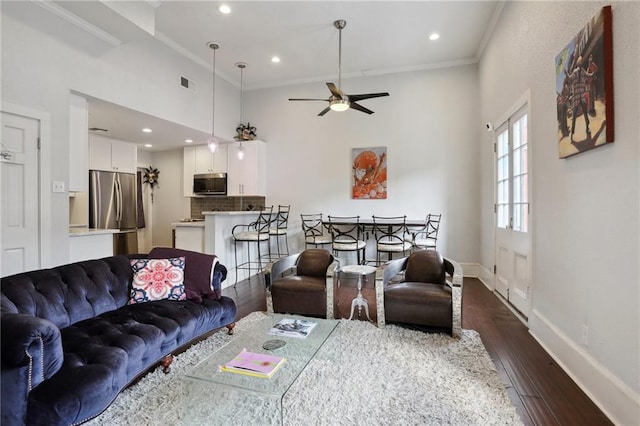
[496,129,509,229]
[512,113,528,232]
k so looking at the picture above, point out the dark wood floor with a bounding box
[222,276,612,425]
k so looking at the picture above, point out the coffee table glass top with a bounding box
[183,314,338,396]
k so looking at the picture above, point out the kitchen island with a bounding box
[69,228,120,262]
[204,211,263,287]
[174,211,264,288]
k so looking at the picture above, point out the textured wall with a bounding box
[479,1,639,420]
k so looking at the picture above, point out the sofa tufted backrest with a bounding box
[1,256,132,329]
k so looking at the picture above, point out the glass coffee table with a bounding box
[181,314,339,425]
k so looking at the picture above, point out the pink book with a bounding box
[221,349,286,378]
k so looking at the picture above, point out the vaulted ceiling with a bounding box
[5,1,502,149]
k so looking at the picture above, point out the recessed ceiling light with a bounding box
[271,56,281,64]
[144,144,152,148]
[185,139,193,143]
[219,4,231,14]
[142,128,152,133]
[429,33,440,41]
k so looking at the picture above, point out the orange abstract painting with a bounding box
[352,147,387,199]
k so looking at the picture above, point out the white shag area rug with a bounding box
[86,311,522,426]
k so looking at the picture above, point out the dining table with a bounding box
[322,216,427,263]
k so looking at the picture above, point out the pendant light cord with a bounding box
[239,65,243,124]
[212,47,216,137]
[337,25,342,91]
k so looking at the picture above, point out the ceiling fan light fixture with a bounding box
[329,98,350,112]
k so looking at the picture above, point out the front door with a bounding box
[1,111,40,276]
[494,105,531,319]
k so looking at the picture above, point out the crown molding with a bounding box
[30,0,122,47]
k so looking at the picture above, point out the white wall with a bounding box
[478,2,639,423]
[1,2,238,266]
[247,66,481,262]
[149,149,190,247]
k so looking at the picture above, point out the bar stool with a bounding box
[269,205,290,260]
[232,206,273,286]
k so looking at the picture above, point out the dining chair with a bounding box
[300,213,332,249]
[269,205,290,260]
[372,215,412,265]
[327,215,367,265]
[231,206,273,286]
[409,213,442,251]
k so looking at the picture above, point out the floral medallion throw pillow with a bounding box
[129,257,186,304]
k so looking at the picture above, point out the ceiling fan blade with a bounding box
[349,102,374,115]
[289,98,329,101]
[326,82,343,98]
[318,106,332,116]
[348,92,390,102]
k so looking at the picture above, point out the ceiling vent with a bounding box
[180,75,196,91]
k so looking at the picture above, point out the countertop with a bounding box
[172,222,205,228]
[69,228,121,237]
[202,211,263,216]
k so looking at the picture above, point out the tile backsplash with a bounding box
[190,196,266,219]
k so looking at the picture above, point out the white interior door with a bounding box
[494,106,531,319]
[1,112,40,276]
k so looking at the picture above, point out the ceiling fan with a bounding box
[288,19,389,116]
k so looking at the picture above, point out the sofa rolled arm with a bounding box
[1,313,64,388]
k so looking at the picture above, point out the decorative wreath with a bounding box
[143,166,160,189]
[235,122,257,141]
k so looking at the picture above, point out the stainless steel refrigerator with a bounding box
[89,170,138,255]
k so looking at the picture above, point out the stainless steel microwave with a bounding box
[193,173,227,195]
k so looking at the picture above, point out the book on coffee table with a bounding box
[221,349,286,379]
[268,318,317,339]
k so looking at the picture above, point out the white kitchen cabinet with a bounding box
[227,140,266,196]
[89,134,137,174]
[69,94,89,192]
[195,144,227,174]
[183,144,228,196]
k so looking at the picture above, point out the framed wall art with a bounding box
[352,147,387,199]
[555,5,614,159]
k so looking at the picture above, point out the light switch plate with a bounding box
[52,181,66,193]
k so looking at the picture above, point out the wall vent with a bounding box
[180,75,197,91]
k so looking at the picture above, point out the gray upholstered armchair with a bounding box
[382,250,462,335]
[268,249,339,319]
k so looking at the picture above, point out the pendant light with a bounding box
[206,42,230,153]
[234,62,257,160]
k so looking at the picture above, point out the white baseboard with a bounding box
[529,309,639,426]
[459,262,494,291]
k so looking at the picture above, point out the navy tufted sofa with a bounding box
[1,255,237,425]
